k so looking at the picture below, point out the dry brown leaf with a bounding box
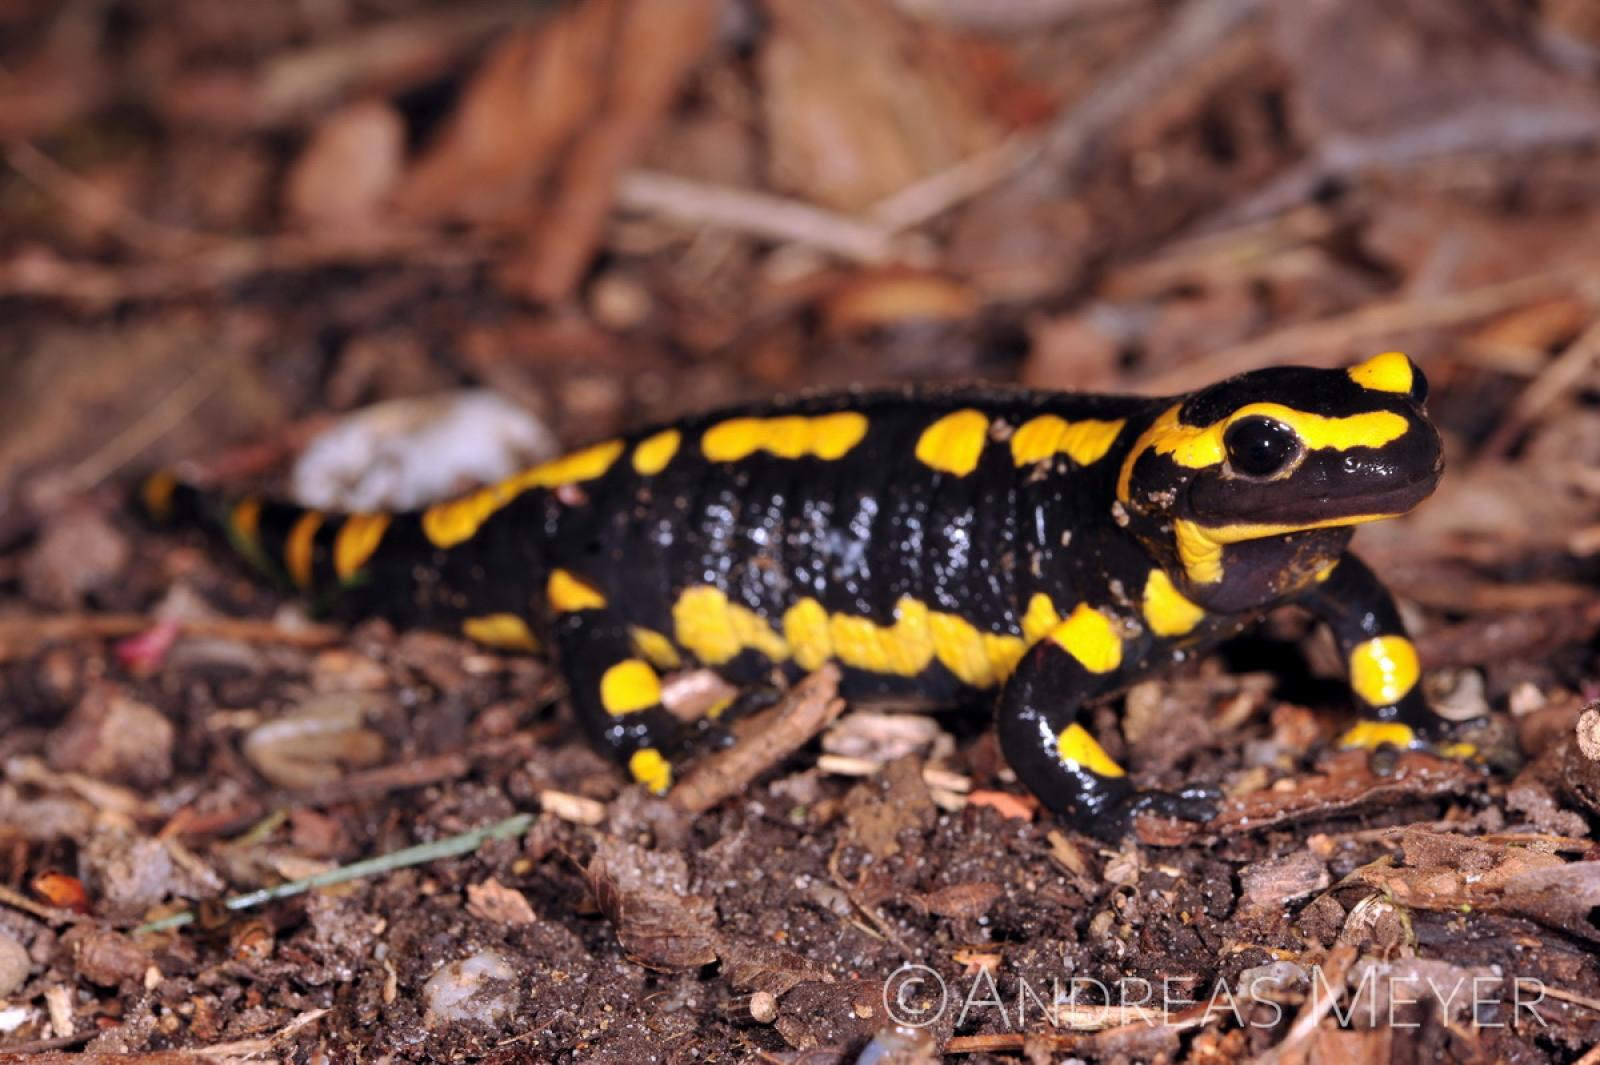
[283,99,405,230]
[584,837,720,971]
[465,879,538,926]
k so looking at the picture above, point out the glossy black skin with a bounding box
[152,361,1455,840]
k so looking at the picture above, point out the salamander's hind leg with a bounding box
[997,605,1218,841]
[554,612,686,794]
[1298,554,1476,753]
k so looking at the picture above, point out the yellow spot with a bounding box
[1339,720,1417,750]
[1173,514,1402,585]
[140,471,178,522]
[629,748,672,794]
[1049,604,1123,674]
[1348,351,1414,394]
[285,510,324,588]
[1117,402,1411,502]
[784,598,834,671]
[422,439,625,548]
[1438,741,1479,760]
[601,659,661,716]
[632,429,681,475]
[1021,593,1063,645]
[1010,415,1126,467]
[1142,569,1205,637]
[231,497,263,545]
[334,513,390,581]
[548,569,608,612]
[630,627,681,670]
[706,695,735,719]
[673,586,789,665]
[701,412,868,463]
[462,614,541,653]
[1314,559,1339,583]
[1349,635,1420,707]
[1057,723,1125,778]
[915,409,990,477]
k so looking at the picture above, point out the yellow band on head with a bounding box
[1349,351,1414,394]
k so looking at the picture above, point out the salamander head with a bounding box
[1117,352,1443,590]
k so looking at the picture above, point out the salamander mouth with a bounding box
[1186,453,1444,529]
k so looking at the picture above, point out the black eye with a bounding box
[1224,417,1302,478]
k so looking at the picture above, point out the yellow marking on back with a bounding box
[1349,351,1414,394]
[1010,415,1125,468]
[548,569,608,612]
[462,614,541,653]
[632,429,681,475]
[1117,402,1410,502]
[701,412,868,464]
[334,513,390,581]
[629,748,672,794]
[784,598,834,671]
[421,439,625,548]
[629,627,681,670]
[1021,593,1062,645]
[285,510,324,588]
[231,497,263,545]
[1173,514,1401,584]
[1339,720,1417,750]
[915,409,990,477]
[1057,723,1125,778]
[141,471,178,522]
[1049,604,1123,674]
[1314,558,1340,583]
[673,586,790,665]
[1142,569,1205,637]
[600,659,661,716]
[1348,635,1420,707]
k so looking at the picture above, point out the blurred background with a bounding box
[3,0,1600,1058]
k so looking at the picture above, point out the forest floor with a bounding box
[2,0,1600,1061]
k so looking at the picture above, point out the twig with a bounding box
[868,136,1040,232]
[670,665,845,814]
[1253,945,1357,1065]
[0,882,92,926]
[1520,978,1600,1015]
[616,171,896,263]
[1481,316,1600,459]
[1134,261,1600,395]
[134,813,533,934]
[0,614,344,662]
[61,356,232,493]
[893,0,1153,32]
[1203,102,1600,233]
[1032,0,1271,179]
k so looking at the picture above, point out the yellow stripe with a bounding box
[1118,402,1410,502]
[1174,513,1401,585]
[1048,604,1123,673]
[548,569,608,612]
[285,511,324,588]
[1348,635,1420,706]
[334,513,390,581]
[1142,569,1204,637]
[632,429,681,475]
[601,659,661,716]
[1348,351,1413,394]
[701,412,869,464]
[1010,415,1125,467]
[231,497,263,546]
[140,471,178,522]
[1057,723,1125,778]
[422,439,624,548]
[915,409,990,477]
[461,614,540,653]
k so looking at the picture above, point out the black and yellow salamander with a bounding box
[140,351,1464,839]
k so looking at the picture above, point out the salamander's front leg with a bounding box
[1298,553,1468,750]
[997,604,1217,841]
[554,611,685,794]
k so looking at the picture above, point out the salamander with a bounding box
[139,351,1464,839]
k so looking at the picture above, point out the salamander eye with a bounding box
[1224,417,1303,479]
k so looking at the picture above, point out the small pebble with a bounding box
[422,950,519,1028]
[0,932,31,998]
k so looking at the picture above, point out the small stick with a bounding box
[133,813,532,934]
[671,666,845,814]
[0,614,344,662]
